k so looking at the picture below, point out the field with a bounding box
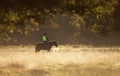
[0,45,120,76]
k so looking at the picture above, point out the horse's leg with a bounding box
[35,45,38,52]
[47,49,50,52]
[35,47,39,52]
[35,44,41,52]
[47,47,51,52]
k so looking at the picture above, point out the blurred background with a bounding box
[0,0,120,46]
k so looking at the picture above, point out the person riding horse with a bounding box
[42,33,48,43]
[35,33,58,52]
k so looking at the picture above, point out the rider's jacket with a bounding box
[42,35,47,41]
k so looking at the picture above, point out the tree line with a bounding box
[0,0,120,44]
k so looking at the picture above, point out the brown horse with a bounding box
[35,41,58,52]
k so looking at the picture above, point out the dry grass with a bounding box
[0,45,120,76]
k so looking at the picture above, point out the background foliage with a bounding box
[0,0,120,44]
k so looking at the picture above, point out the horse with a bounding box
[35,41,58,52]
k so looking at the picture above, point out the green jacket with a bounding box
[42,35,48,41]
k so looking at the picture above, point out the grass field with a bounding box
[0,45,120,76]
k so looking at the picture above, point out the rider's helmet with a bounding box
[44,33,46,35]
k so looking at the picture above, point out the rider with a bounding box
[42,33,48,43]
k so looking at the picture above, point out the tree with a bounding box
[0,0,119,43]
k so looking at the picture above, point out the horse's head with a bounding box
[52,41,58,47]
